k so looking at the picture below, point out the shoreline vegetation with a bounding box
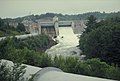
[0,34,120,80]
[0,18,27,37]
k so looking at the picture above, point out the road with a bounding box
[0,33,38,41]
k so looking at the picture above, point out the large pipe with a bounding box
[33,67,115,81]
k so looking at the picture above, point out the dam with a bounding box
[44,17,83,57]
[22,16,74,37]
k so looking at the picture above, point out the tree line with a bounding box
[0,18,26,37]
[3,11,120,22]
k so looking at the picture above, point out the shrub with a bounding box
[0,61,26,81]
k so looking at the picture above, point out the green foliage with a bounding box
[79,16,120,66]
[80,59,110,77]
[0,31,4,37]
[85,15,97,33]
[53,56,120,80]
[0,61,26,81]
[16,23,26,32]
[53,56,78,73]
[22,35,55,51]
[0,35,56,68]
[0,19,26,37]
[23,48,52,67]
[75,58,120,80]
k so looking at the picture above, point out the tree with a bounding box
[85,15,97,33]
[17,23,26,32]
[79,17,120,66]
[0,18,4,28]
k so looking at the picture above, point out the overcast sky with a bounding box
[0,0,120,18]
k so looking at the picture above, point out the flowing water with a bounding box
[46,27,82,57]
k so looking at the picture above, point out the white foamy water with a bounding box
[46,27,81,57]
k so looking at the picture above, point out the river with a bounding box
[45,27,82,57]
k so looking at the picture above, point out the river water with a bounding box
[46,27,82,57]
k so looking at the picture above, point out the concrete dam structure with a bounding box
[22,16,74,37]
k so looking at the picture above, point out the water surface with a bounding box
[46,27,81,57]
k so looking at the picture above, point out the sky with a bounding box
[0,0,120,18]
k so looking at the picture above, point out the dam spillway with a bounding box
[45,27,81,57]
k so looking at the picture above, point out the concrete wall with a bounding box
[41,26,56,37]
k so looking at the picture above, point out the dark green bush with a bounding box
[53,57,120,80]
